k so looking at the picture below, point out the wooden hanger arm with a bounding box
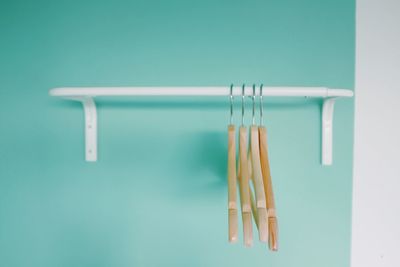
[238,126,253,247]
[250,125,268,243]
[227,125,238,243]
[259,126,278,251]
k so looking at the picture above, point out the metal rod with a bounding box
[260,84,264,126]
[252,84,256,125]
[241,84,245,126]
[230,84,234,125]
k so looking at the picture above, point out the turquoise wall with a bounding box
[0,0,354,266]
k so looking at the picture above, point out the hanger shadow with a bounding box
[169,130,228,199]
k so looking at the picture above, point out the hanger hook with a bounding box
[259,84,264,126]
[230,84,234,125]
[241,84,245,126]
[252,84,256,125]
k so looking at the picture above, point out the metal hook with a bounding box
[252,84,256,125]
[259,84,264,126]
[241,84,245,126]
[229,84,234,125]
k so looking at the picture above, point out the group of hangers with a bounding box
[227,84,278,251]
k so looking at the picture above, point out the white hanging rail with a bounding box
[49,86,354,165]
[50,86,353,97]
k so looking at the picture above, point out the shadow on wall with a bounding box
[46,97,322,201]
[49,97,322,111]
[177,130,227,188]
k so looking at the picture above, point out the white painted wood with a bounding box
[82,98,97,162]
[49,86,353,98]
[322,98,336,165]
[49,87,352,163]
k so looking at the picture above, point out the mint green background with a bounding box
[0,1,354,266]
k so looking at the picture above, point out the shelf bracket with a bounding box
[321,97,336,166]
[71,97,97,162]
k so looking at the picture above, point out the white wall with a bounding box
[352,0,400,266]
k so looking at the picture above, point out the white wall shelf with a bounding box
[49,86,354,165]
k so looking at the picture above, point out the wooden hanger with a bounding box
[259,126,278,250]
[246,130,268,242]
[250,125,269,243]
[238,126,253,247]
[227,86,238,243]
[237,85,253,247]
[227,124,238,243]
[245,85,268,242]
[258,85,278,251]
